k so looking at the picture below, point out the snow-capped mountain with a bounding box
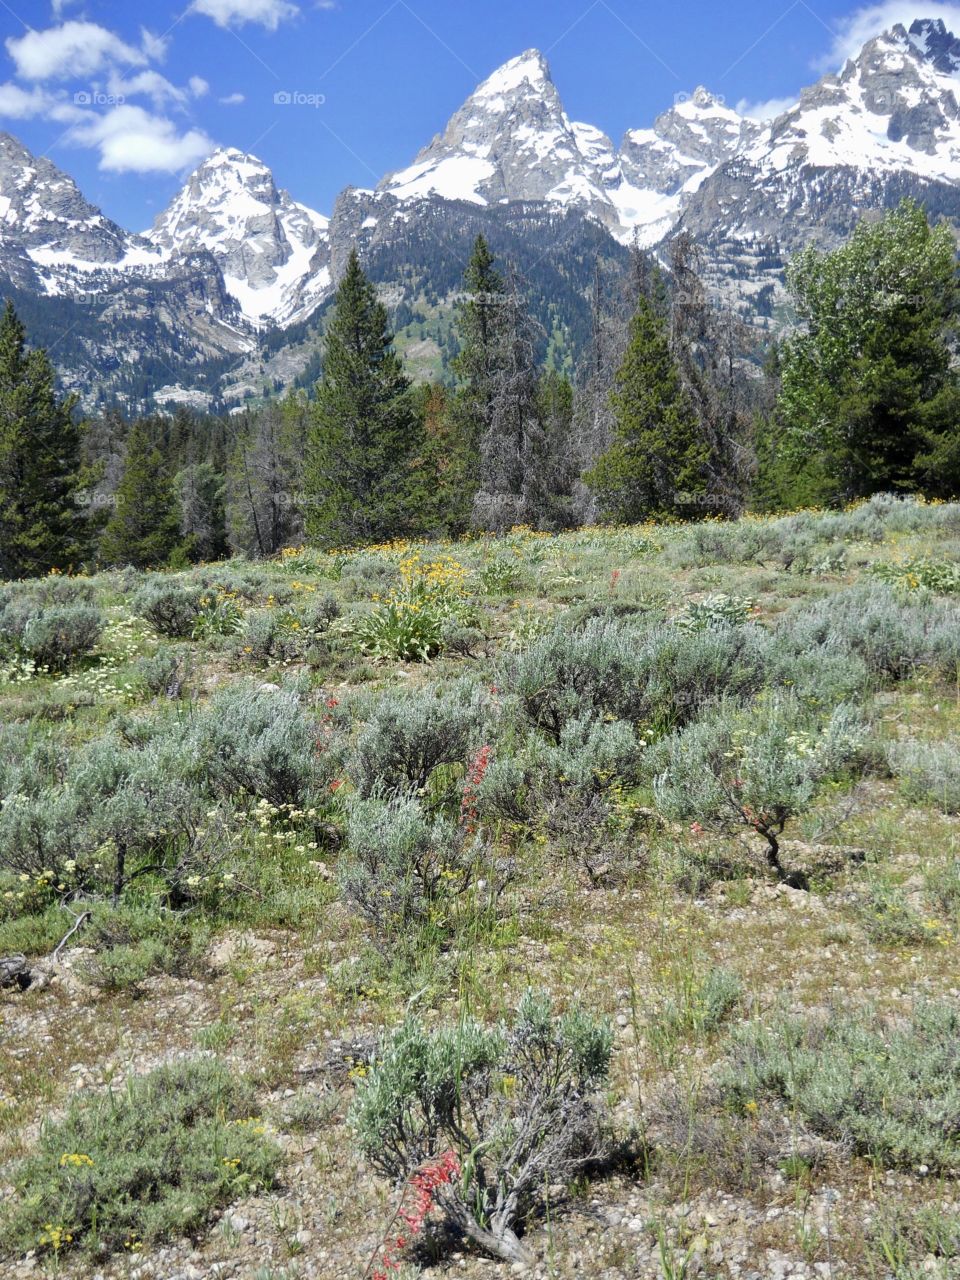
[0,132,166,294]
[676,18,960,316]
[377,52,754,246]
[146,149,331,326]
[380,51,617,218]
[4,16,960,408]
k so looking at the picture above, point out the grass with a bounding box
[0,1059,282,1258]
[2,497,960,1274]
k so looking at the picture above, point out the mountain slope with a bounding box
[147,149,331,326]
[5,18,960,407]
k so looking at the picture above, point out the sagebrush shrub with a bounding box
[3,605,105,673]
[721,1002,960,1172]
[190,682,332,806]
[0,1060,280,1257]
[653,695,865,884]
[350,680,488,798]
[134,646,188,698]
[134,581,204,637]
[888,738,960,814]
[502,618,647,742]
[775,584,960,682]
[350,990,613,1265]
[640,622,770,730]
[339,796,490,943]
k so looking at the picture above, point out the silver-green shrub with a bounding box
[134,581,204,638]
[888,738,960,814]
[350,680,488,798]
[721,1002,960,1172]
[349,990,613,1264]
[339,796,488,943]
[653,695,865,884]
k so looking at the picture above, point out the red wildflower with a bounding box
[460,745,493,833]
[367,1152,460,1279]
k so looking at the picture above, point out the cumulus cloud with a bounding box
[0,81,84,123]
[188,0,300,30]
[736,95,799,121]
[68,104,214,173]
[6,21,149,81]
[219,91,246,105]
[106,70,189,109]
[815,3,960,71]
[189,76,210,98]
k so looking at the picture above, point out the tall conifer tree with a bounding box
[0,300,90,577]
[100,420,182,568]
[304,251,419,547]
[585,293,708,523]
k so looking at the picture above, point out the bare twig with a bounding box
[52,909,91,963]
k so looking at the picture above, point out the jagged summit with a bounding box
[473,48,553,97]
[146,147,330,326]
[4,18,960,407]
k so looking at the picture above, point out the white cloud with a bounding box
[68,104,214,173]
[815,3,960,71]
[6,21,149,81]
[219,91,246,105]
[736,95,799,121]
[140,28,171,63]
[107,69,189,109]
[0,81,85,123]
[189,75,210,98]
[189,0,299,30]
[51,0,81,15]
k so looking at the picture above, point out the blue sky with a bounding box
[2,0,959,230]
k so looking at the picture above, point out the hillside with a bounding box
[2,497,960,1278]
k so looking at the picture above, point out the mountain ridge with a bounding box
[2,16,960,408]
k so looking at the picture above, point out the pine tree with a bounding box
[445,236,509,527]
[99,419,182,568]
[0,299,90,577]
[304,251,420,548]
[472,282,546,533]
[585,292,708,523]
[669,233,755,517]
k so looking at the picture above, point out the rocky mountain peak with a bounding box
[379,48,600,209]
[0,132,128,266]
[147,147,330,326]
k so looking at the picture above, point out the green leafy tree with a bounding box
[100,419,182,568]
[304,251,420,547]
[778,200,960,501]
[585,292,708,522]
[0,300,90,577]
